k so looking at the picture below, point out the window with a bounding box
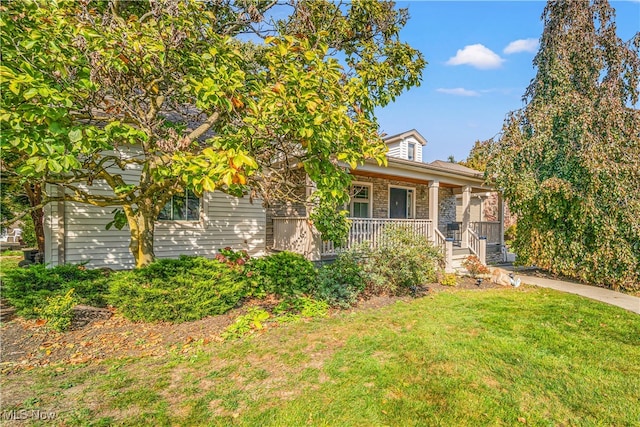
[158,190,200,221]
[407,142,416,161]
[350,184,372,218]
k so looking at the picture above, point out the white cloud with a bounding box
[504,38,539,54]
[446,44,504,69]
[436,87,480,97]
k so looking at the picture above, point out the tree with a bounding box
[1,0,425,267]
[487,0,640,290]
[461,138,493,172]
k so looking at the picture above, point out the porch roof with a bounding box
[352,156,492,191]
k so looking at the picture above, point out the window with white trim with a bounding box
[350,184,372,218]
[158,190,200,221]
[407,142,416,161]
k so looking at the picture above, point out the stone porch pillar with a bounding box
[428,181,439,240]
[461,185,471,248]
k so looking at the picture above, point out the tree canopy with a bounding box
[0,0,425,267]
[461,138,493,172]
[487,0,640,290]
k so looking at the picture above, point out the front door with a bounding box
[390,187,411,218]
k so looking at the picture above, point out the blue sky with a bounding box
[374,1,640,163]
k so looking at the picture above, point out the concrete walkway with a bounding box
[504,267,640,314]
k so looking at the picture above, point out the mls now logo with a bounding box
[2,410,57,421]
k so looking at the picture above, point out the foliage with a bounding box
[2,263,108,318]
[487,0,640,291]
[462,255,490,278]
[461,138,493,172]
[364,225,442,294]
[312,250,367,308]
[108,256,250,323]
[5,289,640,425]
[0,181,43,251]
[438,272,458,287]
[222,296,328,340]
[19,214,37,247]
[214,247,250,268]
[504,224,517,246]
[248,252,317,297]
[0,0,424,267]
[37,288,77,332]
[274,296,329,321]
[221,307,271,341]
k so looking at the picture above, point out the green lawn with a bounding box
[0,253,22,278]
[2,287,639,426]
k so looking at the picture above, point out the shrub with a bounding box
[215,247,250,267]
[274,296,329,319]
[248,251,316,297]
[108,256,251,323]
[462,255,490,277]
[38,288,77,332]
[504,224,517,246]
[2,263,108,318]
[438,272,458,286]
[312,250,366,308]
[20,216,37,248]
[221,307,271,340]
[364,225,442,294]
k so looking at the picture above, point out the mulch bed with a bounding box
[0,276,507,374]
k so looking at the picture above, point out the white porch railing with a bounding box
[433,228,446,248]
[467,228,487,265]
[272,217,435,259]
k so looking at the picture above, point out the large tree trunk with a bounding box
[24,183,45,254]
[125,206,156,268]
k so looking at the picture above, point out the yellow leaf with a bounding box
[199,176,214,192]
[222,171,233,186]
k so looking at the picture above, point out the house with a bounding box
[268,130,506,269]
[43,172,267,270]
[43,129,504,270]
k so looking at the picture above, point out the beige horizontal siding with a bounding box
[45,178,265,269]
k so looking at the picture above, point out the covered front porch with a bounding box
[271,216,501,268]
[268,156,505,269]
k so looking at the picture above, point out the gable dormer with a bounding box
[383,129,427,162]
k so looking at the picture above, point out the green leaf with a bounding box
[68,129,82,143]
[23,88,39,100]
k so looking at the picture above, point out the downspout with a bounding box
[57,185,66,265]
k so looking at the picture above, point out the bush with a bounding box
[438,272,458,286]
[2,263,108,318]
[364,225,442,294]
[20,215,37,248]
[38,288,77,332]
[312,250,366,308]
[248,251,317,297]
[108,256,252,323]
[504,224,517,247]
[462,255,490,277]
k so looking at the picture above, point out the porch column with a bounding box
[428,181,439,240]
[461,185,471,248]
[498,192,505,249]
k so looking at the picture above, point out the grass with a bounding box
[0,252,22,278]
[2,287,639,426]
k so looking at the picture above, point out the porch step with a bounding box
[451,248,473,271]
